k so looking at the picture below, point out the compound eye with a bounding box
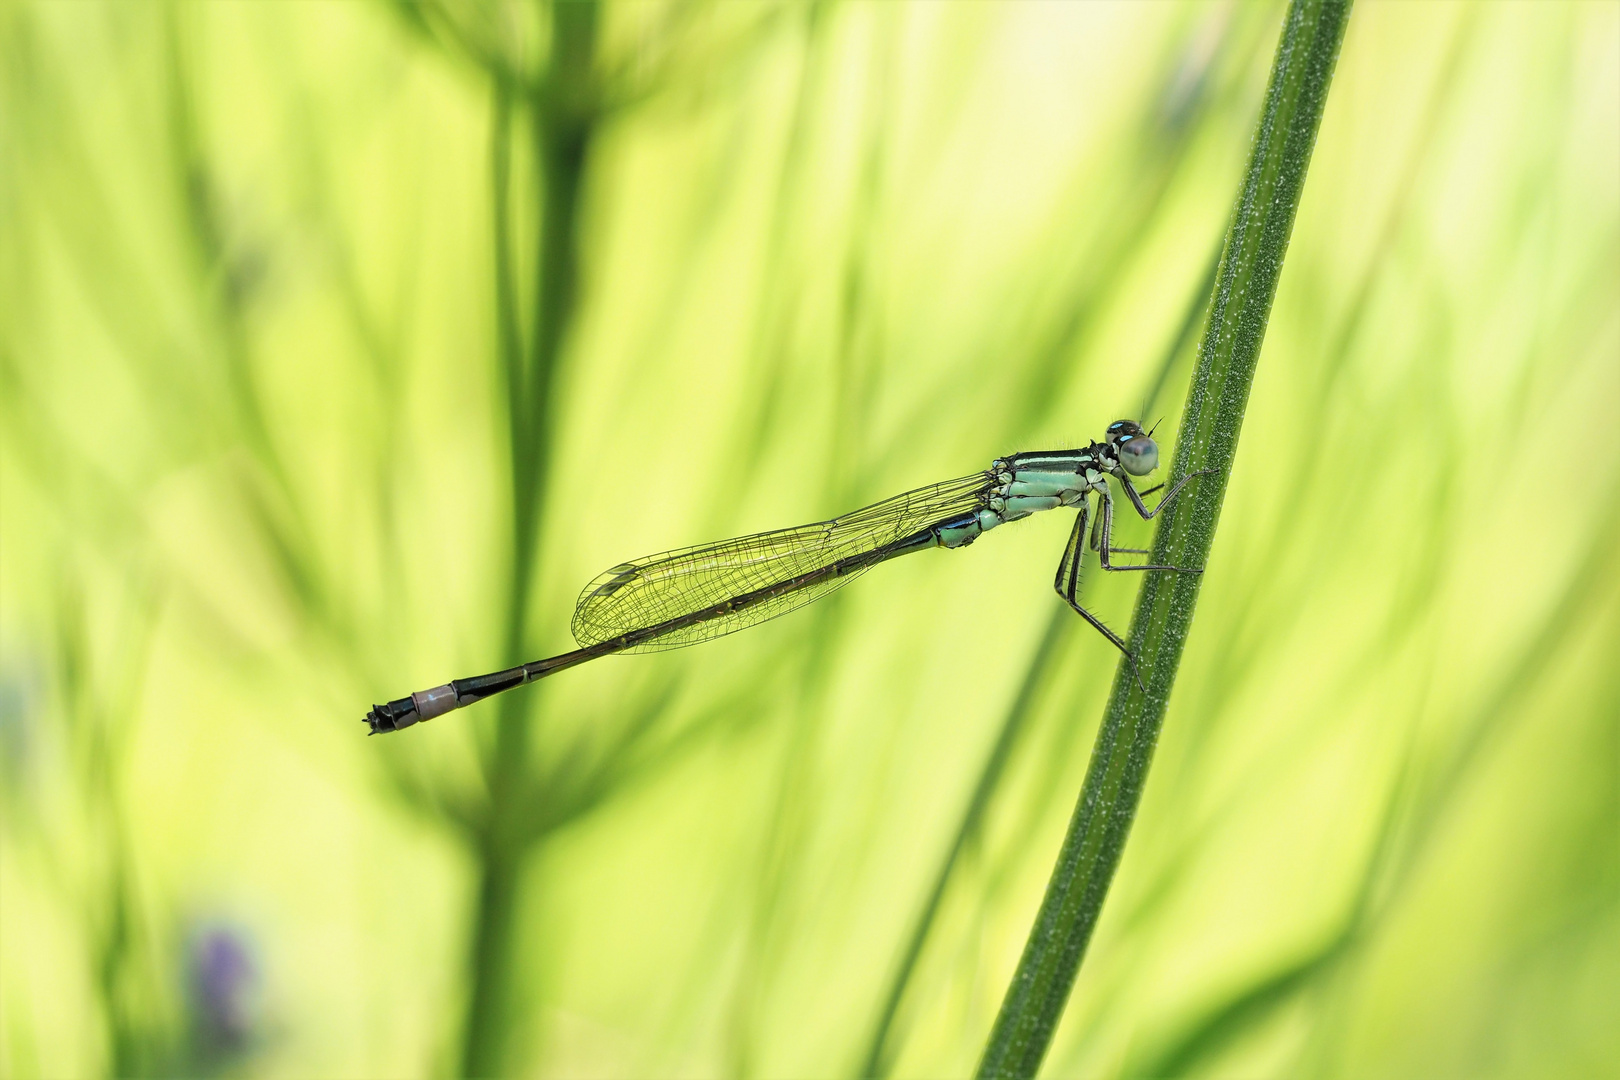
[1119,436,1159,476]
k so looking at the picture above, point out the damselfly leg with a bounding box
[1122,468,1216,521]
[1096,467,1216,570]
[1052,468,1214,693]
[1055,500,1133,651]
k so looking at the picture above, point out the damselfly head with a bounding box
[1106,419,1159,476]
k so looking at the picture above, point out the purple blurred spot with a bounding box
[186,922,261,1058]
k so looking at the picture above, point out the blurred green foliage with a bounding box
[1,2,1615,1078]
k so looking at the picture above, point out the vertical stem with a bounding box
[460,4,599,1076]
[459,76,522,1080]
[976,2,1352,1077]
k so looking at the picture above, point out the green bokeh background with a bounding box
[2,2,1616,1077]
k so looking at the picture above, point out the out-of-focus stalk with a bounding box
[976,2,1353,1076]
[458,4,600,1077]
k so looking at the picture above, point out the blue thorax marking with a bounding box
[930,446,1115,550]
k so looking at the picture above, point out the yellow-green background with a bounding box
[2,2,1616,1077]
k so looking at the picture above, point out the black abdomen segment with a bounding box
[365,525,947,734]
[365,668,528,734]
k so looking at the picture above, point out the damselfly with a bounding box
[365,420,1211,734]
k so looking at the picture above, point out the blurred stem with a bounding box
[54,574,166,1076]
[460,4,599,1077]
[976,2,1352,1077]
[859,613,1070,1080]
[165,6,328,624]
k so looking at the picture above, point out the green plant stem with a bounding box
[975,2,1352,1077]
[459,4,599,1076]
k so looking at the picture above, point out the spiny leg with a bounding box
[1055,497,1088,605]
[1054,500,1144,692]
[1097,484,1204,573]
[1088,505,1144,554]
[1121,468,1218,521]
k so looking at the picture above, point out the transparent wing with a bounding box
[571,471,994,652]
